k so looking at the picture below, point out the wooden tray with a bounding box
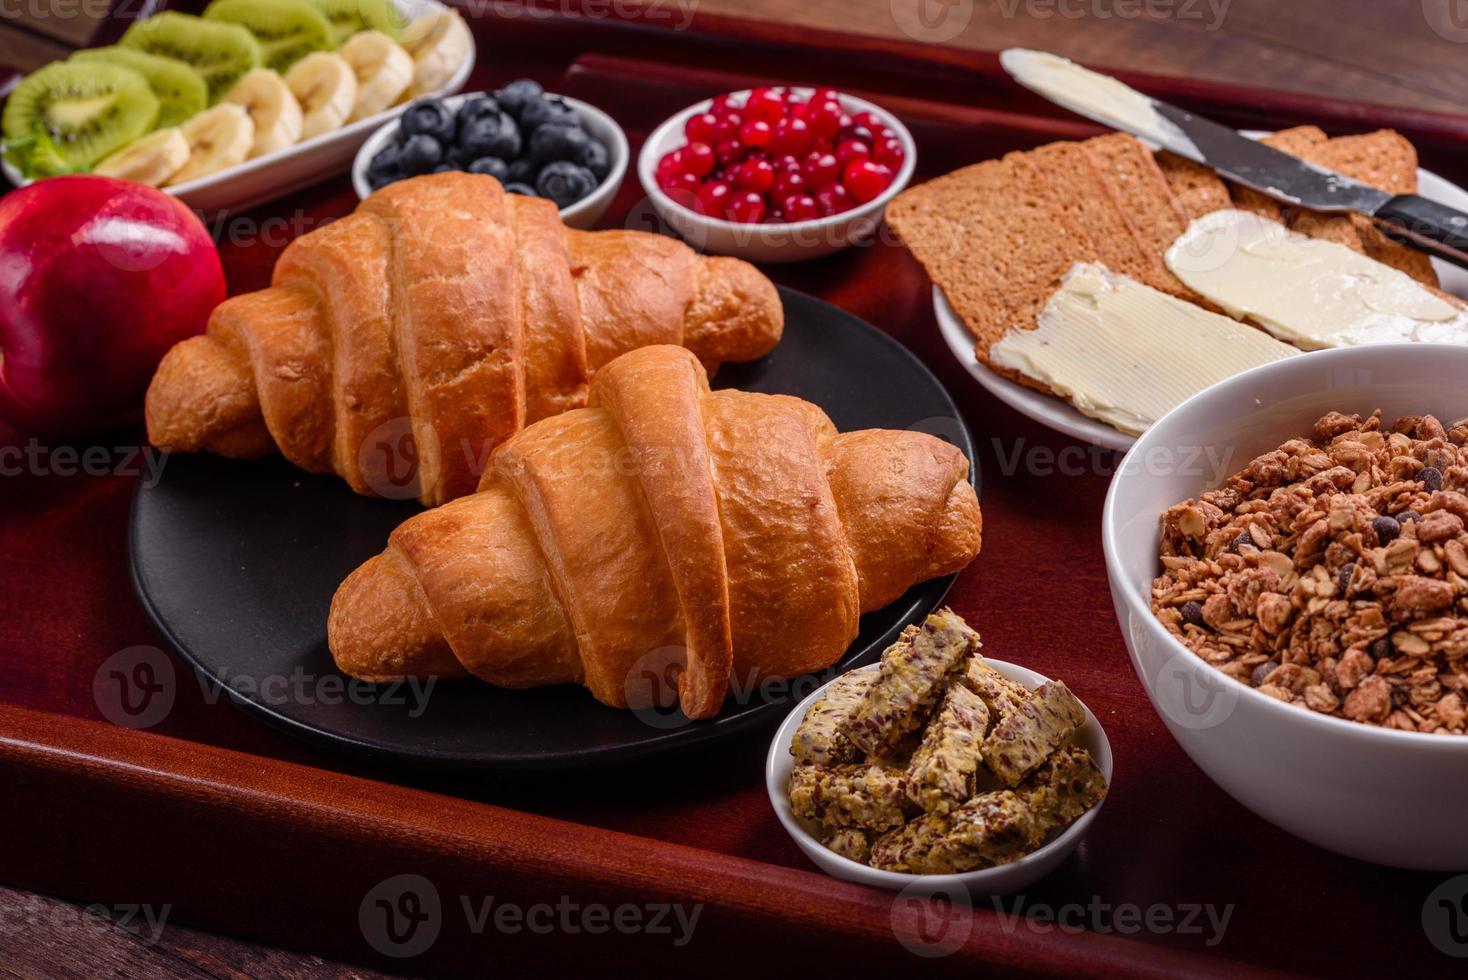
[3,5,1465,974]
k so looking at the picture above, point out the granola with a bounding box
[790,670,876,766]
[904,682,989,813]
[845,608,980,757]
[788,764,909,833]
[1152,410,1468,733]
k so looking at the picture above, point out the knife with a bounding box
[1000,48,1468,270]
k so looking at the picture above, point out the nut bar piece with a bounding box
[790,670,877,766]
[959,656,1031,717]
[845,608,981,758]
[1026,746,1107,831]
[904,682,990,814]
[788,764,908,833]
[822,828,873,864]
[983,680,1087,787]
[869,790,1042,874]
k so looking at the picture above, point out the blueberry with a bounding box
[368,142,401,180]
[529,122,590,165]
[518,95,579,137]
[503,181,537,196]
[577,138,609,180]
[399,134,443,176]
[368,168,402,191]
[495,78,543,119]
[468,156,509,180]
[455,95,500,135]
[506,158,538,185]
[400,99,456,145]
[459,111,521,161]
[535,161,596,208]
[432,163,454,173]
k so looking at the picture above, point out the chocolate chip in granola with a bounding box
[1420,466,1444,492]
[1250,660,1279,688]
[1337,563,1356,596]
[1370,515,1401,545]
[1399,509,1422,525]
[1370,636,1393,661]
[1179,600,1206,630]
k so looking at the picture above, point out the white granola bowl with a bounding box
[1103,343,1468,870]
[765,659,1112,896]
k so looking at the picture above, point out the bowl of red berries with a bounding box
[637,86,915,262]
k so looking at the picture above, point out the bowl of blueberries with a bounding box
[353,79,628,229]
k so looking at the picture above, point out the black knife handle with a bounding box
[1373,195,1468,270]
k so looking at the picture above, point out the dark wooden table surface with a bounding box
[4,1,1468,976]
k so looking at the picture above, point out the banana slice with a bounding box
[223,68,303,158]
[285,51,357,140]
[93,127,191,187]
[169,103,255,185]
[400,10,470,97]
[340,30,413,122]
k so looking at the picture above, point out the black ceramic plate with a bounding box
[130,287,977,770]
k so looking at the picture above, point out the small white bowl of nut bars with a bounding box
[765,607,1112,895]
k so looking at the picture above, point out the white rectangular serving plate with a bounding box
[1,0,474,215]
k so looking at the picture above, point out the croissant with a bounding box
[328,345,983,719]
[144,172,783,506]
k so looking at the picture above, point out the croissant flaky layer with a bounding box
[328,345,982,718]
[144,173,784,506]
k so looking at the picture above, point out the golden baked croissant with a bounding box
[329,345,982,719]
[144,172,783,506]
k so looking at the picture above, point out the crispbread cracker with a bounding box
[1156,151,1231,219]
[887,154,1097,392]
[1080,134,1197,299]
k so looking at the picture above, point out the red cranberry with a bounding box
[696,180,732,216]
[852,110,884,131]
[782,193,819,222]
[873,137,905,168]
[835,139,871,169]
[842,159,893,203]
[798,99,843,142]
[773,154,801,173]
[815,182,851,216]
[712,112,743,143]
[714,139,743,166]
[684,112,718,144]
[836,124,874,147]
[708,94,733,116]
[809,86,839,105]
[734,158,775,193]
[744,88,787,126]
[773,171,807,200]
[770,116,812,157]
[802,151,839,187]
[660,169,699,194]
[682,141,715,177]
[739,120,773,150]
[727,189,766,223]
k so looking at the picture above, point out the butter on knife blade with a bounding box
[990,263,1296,436]
[1165,209,1468,349]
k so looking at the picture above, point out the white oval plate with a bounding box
[766,658,1111,896]
[935,134,1468,451]
[1,0,474,215]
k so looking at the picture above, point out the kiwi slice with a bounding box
[121,12,262,104]
[204,0,333,73]
[306,0,408,45]
[71,47,208,130]
[1,61,159,173]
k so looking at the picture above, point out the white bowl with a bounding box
[766,659,1111,895]
[352,91,628,230]
[2,0,474,216]
[1103,343,1468,870]
[637,88,916,263]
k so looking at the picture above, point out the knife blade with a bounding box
[999,48,1468,268]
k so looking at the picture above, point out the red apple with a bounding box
[0,175,225,438]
